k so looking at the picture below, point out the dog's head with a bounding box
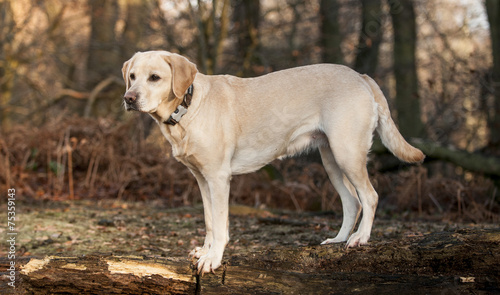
[122,51,197,114]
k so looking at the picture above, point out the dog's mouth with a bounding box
[124,102,157,114]
[124,101,140,112]
[125,104,139,112]
[123,98,142,112]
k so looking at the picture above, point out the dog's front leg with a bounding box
[196,172,230,274]
[189,170,213,259]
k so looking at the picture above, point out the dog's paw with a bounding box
[196,251,222,275]
[189,246,209,259]
[320,237,346,245]
[345,232,369,248]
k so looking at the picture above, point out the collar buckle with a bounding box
[164,84,193,126]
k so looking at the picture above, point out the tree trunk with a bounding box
[319,0,343,64]
[121,0,151,60]
[194,0,231,75]
[485,0,500,149]
[0,0,16,129]
[390,0,424,138]
[120,0,155,137]
[354,0,382,77]
[233,0,261,77]
[87,0,119,88]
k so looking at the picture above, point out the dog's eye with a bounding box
[130,73,135,80]
[149,74,160,82]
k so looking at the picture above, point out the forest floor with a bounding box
[1,199,499,294]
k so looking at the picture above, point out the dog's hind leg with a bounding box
[319,90,379,247]
[319,145,361,244]
[329,141,379,248]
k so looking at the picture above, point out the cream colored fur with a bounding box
[122,51,425,274]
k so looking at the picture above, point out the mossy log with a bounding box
[5,228,500,294]
[372,139,500,176]
[412,140,500,176]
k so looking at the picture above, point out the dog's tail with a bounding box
[362,75,425,163]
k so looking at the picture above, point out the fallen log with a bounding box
[411,139,500,176]
[18,255,195,294]
[372,139,500,176]
[6,228,500,294]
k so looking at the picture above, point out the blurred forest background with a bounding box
[1,0,499,223]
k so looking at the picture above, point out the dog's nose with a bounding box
[124,91,138,104]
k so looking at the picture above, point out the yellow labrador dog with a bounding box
[122,51,424,274]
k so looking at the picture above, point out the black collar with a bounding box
[164,84,194,126]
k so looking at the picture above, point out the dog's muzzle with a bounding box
[123,91,139,111]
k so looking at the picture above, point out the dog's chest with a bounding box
[159,125,186,156]
[157,124,201,170]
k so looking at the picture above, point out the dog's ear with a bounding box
[122,59,132,90]
[163,54,198,99]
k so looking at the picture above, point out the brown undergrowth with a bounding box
[0,116,498,222]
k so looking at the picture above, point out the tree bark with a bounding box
[485,0,500,149]
[319,0,343,64]
[354,0,382,77]
[390,0,425,138]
